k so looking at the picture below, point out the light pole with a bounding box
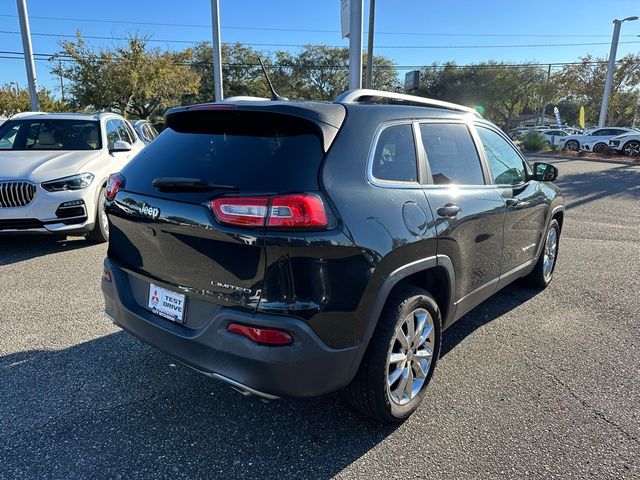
[598,16,638,127]
[210,0,223,101]
[365,0,375,89]
[348,0,363,90]
[16,0,39,111]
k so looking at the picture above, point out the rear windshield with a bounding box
[0,119,101,150]
[122,110,324,200]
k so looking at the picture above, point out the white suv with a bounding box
[0,112,144,242]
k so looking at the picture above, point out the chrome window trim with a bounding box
[366,119,423,189]
[415,117,493,188]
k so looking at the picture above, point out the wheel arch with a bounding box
[552,207,564,231]
[350,255,456,375]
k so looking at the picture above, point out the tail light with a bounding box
[210,193,328,229]
[227,323,293,345]
[105,173,125,201]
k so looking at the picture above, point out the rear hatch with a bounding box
[106,103,345,312]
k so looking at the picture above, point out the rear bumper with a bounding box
[102,258,361,398]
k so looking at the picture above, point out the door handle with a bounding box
[505,198,519,207]
[436,203,461,218]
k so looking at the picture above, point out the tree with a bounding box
[190,42,271,103]
[272,45,400,100]
[556,53,640,125]
[191,43,400,102]
[0,84,68,116]
[51,33,200,119]
[417,62,546,128]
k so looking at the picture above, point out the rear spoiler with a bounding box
[164,101,347,152]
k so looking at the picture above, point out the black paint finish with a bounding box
[103,100,564,397]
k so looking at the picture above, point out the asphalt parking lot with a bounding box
[1,158,638,479]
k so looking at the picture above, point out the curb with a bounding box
[526,153,638,166]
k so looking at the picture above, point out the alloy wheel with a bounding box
[623,141,640,157]
[386,308,435,406]
[543,227,558,281]
[100,190,109,238]
[565,140,579,151]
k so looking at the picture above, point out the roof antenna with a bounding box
[258,57,288,101]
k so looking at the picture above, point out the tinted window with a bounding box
[420,123,484,185]
[106,120,119,149]
[148,124,159,138]
[122,111,324,201]
[590,129,606,136]
[371,124,417,183]
[142,124,154,141]
[477,126,527,185]
[610,129,628,136]
[123,121,136,144]
[0,119,101,150]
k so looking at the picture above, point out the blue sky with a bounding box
[1,0,639,96]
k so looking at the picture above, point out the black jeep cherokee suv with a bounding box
[101,89,564,423]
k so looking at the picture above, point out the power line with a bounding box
[0,50,620,70]
[1,29,639,49]
[0,13,635,38]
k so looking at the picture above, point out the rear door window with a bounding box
[371,124,418,183]
[419,123,485,185]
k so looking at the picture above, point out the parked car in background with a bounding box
[102,89,565,423]
[539,129,569,146]
[0,112,144,242]
[508,127,533,140]
[130,119,159,145]
[609,132,640,156]
[558,127,636,151]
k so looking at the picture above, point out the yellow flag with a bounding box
[579,106,585,128]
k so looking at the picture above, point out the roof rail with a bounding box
[221,96,270,102]
[335,89,481,117]
[10,111,48,119]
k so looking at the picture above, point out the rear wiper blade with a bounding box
[152,177,238,192]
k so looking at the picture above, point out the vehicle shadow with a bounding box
[0,331,396,479]
[1,283,541,479]
[441,283,540,357]
[0,234,97,266]
[554,162,640,209]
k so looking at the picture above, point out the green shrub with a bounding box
[521,131,549,152]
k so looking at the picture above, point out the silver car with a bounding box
[130,120,159,145]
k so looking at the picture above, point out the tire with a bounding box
[525,219,560,288]
[592,143,607,154]
[623,140,640,157]
[346,285,442,423]
[86,188,109,243]
[565,140,579,151]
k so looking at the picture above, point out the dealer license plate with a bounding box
[148,283,186,323]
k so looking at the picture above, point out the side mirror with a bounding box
[532,162,558,182]
[110,140,132,153]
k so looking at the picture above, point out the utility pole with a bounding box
[364,0,375,89]
[348,0,363,90]
[16,0,39,111]
[58,59,65,103]
[210,0,223,101]
[598,16,638,127]
[633,89,640,128]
